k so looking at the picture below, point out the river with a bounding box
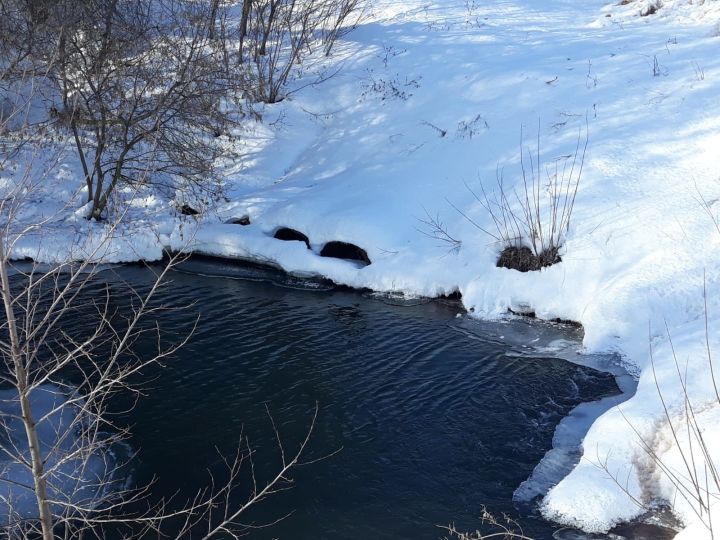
[8,258,673,539]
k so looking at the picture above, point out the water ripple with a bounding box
[54,263,628,540]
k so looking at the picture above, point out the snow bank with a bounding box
[3,0,720,537]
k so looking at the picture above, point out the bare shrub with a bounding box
[0,0,365,220]
[0,0,237,221]
[360,69,421,102]
[417,208,463,255]
[320,0,365,55]
[232,0,364,104]
[645,316,719,535]
[439,506,533,540]
[595,282,720,538]
[63,0,234,221]
[453,121,588,271]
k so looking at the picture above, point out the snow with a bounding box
[3,0,720,537]
[0,385,127,524]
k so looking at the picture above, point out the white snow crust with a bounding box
[3,0,720,536]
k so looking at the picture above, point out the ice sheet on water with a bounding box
[501,327,639,509]
[172,256,336,291]
[450,315,637,510]
[0,384,129,525]
[513,387,632,506]
[365,290,434,306]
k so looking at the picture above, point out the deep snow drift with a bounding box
[3,0,720,537]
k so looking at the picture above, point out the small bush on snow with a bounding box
[455,123,588,272]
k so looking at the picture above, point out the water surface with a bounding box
[60,258,632,540]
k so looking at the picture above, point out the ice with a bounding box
[513,382,633,505]
[0,385,127,525]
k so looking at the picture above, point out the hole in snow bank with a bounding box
[319,241,371,266]
[226,215,251,226]
[441,289,462,301]
[508,308,582,328]
[607,515,679,540]
[641,2,661,16]
[179,204,200,216]
[497,246,560,272]
[273,227,310,249]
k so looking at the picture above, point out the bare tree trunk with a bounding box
[0,2,332,533]
[70,122,94,203]
[239,0,252,61]
[208,0,219,39]
[0,238,54,540]
[258,0,278,57]
[91,169,106,220]
[18,385,55,540]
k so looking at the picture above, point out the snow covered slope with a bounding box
[4,0,720,537]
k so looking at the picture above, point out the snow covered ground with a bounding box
[4,0,720,537]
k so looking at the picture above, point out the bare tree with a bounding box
[1,0,365,221]
[0,187,318,539]
[55,0,235,221]
[0,94,316,538]
[0,0,237,221]
[231,0,365,104]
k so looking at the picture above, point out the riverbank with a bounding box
[4,0,720,537]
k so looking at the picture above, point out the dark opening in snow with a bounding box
[320,241,371,266]
[227,216,251,226]
[179,204,199,216]
[641,3,659,16]
[273,227,311,249]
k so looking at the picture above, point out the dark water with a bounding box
[55,259,633,539]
